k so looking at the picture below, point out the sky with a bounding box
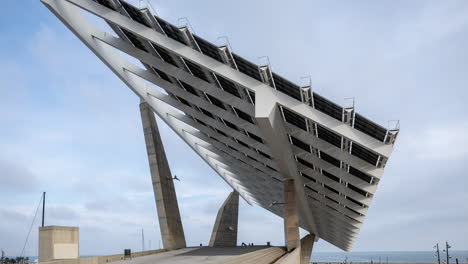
[1,0,468,257]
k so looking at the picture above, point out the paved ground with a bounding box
[112,247,269,264]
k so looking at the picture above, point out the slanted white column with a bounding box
[255,89,319,241]
[284,179,300,251]
[300,234,315,264]
[140,101,186,250]
[209,191,239,247]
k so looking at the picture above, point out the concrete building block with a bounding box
[39,226,79,262]
[209,191,239,247]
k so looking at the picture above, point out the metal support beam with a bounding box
[140,101,186,250]
[255,90,318,237]
[209,191,239,247]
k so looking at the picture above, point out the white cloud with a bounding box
[0,160,39,193]
[390,0,468,57]
[405,121,468,161]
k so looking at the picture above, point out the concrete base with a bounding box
[300,234,315,264]
[39,226,79,262]
[209,191,239,247]
[284,179,300,252]
[274,235,314,264]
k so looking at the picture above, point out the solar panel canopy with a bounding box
[41,0,400,251]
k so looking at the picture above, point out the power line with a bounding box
[20,193,44,258]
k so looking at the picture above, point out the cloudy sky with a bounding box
[1,0,468,257]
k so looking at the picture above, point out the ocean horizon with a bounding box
[311,251,468,263]
[9,250,468,263]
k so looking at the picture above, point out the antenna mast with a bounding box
[141,229,145,252]
[42,192,46,227]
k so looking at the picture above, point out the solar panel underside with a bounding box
[193,35,224,63]
[313,93,343,122]
[120,1,151,27]
[273,73,302,101]
[155,17,187,45]
[83,0,399,251]
[232,53,262,82]
[354,113,387,142]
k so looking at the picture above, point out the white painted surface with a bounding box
[54,244,79,259]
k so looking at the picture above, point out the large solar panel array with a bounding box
[54,0,399,251]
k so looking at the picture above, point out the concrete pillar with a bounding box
[284,179,300,252]
[209,191,239,247]
[140,101,186,250]
[38,226,79,262]
[300,234,315,264]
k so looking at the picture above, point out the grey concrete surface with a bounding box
[109,247,268,264]
[284,179,300,252]
[140,102,186,250]
[300,234,315,264]
[209,191,239,247]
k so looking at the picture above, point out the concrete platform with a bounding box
[113,247,269,264]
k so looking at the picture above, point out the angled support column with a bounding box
[284,179,300,251]
[140,101,186,250]
[255,88,319,249]
[300,234,315,264]
[209,191,239,247]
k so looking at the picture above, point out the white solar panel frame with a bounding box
[41,0,399,251]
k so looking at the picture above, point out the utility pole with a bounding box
[149,240,151,251]
[435,243,441,264]
[445,242,451,264]
[42,192,46,227]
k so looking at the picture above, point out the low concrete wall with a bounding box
[40,249,166,264]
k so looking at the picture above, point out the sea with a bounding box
[10,251,468,263]
[310,251,468,263]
